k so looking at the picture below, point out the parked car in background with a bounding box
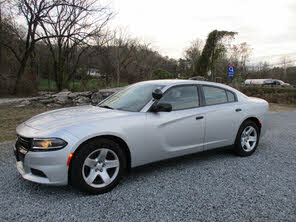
[14,80,269,194]
[270,79,290,87]
[189,76,208,81]
[244,79,291,87]
[244,79,268,86]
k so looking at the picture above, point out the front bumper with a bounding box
[14,143,69,185]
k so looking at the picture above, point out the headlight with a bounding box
[32,138,68,151]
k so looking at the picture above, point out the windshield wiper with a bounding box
[98,105,114,110]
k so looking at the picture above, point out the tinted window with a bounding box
[160,86,199,110]
[226,91,235,102]
[203,86,227,105]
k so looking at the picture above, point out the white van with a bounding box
[244,79,290,87]
[244,79,271,85]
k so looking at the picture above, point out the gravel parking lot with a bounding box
[0,111,295,222]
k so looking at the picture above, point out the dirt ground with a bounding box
[268,103,296,112]
[0,105,56,143]
[0,103,295,143]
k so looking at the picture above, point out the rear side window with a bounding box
[202,86,228,105]
[160,85,199,110]
[226,91,235,102]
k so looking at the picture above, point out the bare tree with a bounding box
[0,0,112,93]
[0,0,65,94]
[239,42,252,75]
[279,56,292,80]
[128,43,163,81]
[0,0,5,70]
[184,38,203,73]
[109,29,138,86]
[229,42,252,75]
[38,0,112,90]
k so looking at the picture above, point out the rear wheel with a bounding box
[234,120,259,156]
[70,138,127,194]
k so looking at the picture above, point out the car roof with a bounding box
[137,79,233,89]
[136,79,247,98]
[136,79,206,86]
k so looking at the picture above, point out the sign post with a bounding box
[228,65,235,84]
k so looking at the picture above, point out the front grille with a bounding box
[15,136,32,161]
[17,136,32,150]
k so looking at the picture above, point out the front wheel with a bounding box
[70,138,127,194]
[234,120,260,156]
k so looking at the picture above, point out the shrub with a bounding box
[152,69,174,79]
[236,86,296,104]
[0,77,15,96]
[17,79,38,96]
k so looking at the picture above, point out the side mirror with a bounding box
[151,102,172,112]
[151,88,172,112]
[152,88,163,100]
[156,103,172,112]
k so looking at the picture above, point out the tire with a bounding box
[70,138,127,194]
[234,120,260,156]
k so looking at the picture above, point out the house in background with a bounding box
[87,68,102,77]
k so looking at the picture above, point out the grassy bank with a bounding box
[0,106,56,142]
[39,79,128,91]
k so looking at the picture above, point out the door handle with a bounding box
[235,108,242,112]
[196,116,204,120]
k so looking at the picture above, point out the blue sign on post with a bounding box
[228,65,235,83]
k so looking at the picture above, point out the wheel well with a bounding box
[68,135,132,184]
[243,117,261,134]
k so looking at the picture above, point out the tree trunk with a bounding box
[13,55,30,94]
[116,49,120,86]
[116,61,120,86]
[48,72,50,90]
[53,61,59,91]
[0,2,2,71]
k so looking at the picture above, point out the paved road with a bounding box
[0,111,296,222]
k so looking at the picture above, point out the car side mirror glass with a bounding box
[152,88,163,100]
[152,102,172,112]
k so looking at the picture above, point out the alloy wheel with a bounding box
[82,148,120,188]
[240,126,257,152]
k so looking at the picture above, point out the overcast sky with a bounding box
[109,0,296,63]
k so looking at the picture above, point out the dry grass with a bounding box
[269,103,296,112]
[0,105,57,143]
[0,103,295,143]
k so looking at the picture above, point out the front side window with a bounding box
[159,85,199,111]
[202,86,228,105]
[98,83,164,112]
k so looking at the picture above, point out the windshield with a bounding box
[98,83,164,112]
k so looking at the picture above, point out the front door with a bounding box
[147,85,205,159]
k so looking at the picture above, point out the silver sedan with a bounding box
[14,80,268,194]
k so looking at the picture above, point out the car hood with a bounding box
[24,105,131,130]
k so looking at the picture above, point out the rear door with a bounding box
[201,85,241,150]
